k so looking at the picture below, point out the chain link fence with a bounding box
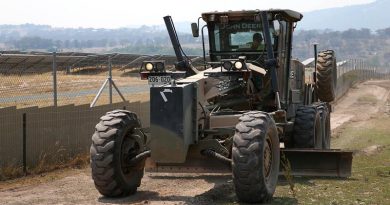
[1,52,389,110]
[1,52,389,177]
[0,52,208,108]
[0,72,53,108]
[335,59,390,100]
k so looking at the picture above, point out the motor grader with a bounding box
[90,9,353,203]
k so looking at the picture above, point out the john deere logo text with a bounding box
[222,23,261,30]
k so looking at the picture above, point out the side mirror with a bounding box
[191,23,199,37]
[273,20,280,36]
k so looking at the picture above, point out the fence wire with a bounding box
[0,53,211,108]
[1,54,389,109]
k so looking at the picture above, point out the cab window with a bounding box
[211,21,275,53]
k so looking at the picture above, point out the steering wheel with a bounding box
[250,52,266,67]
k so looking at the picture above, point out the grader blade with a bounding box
[281,149,353,177]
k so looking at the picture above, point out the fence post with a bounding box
[108,56,113,104]
[52,51,57,107]
[22,113,27,174]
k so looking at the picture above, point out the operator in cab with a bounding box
[251,33,265,51]
[247,33,274,110]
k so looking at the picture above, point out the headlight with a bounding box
[145,62,153,71]
[155,62,165,72]
[234,61,243,70]
[222,61,233,70]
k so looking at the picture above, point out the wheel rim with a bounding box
[263,134,273,181]
[121,132,140,180]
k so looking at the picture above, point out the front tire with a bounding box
[90,110,146,197]
[232,111,280,203]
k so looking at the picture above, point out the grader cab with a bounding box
[90,9,353,203]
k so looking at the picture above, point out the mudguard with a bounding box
[149,83,197,163]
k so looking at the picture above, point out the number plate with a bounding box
[148,76,171,85]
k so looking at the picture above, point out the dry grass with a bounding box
[0,164,24,181]
[0,72,149,108]
[1,132,91,182]
[29,141,91,176]
[30,152,90,175]
[0,152,90,182]
[1,92,150,108]
[0,143,90,192]
[280,152,296,197]
[357,94,378,104]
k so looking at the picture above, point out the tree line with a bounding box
[0,24,389,65]
[293,28,390,66]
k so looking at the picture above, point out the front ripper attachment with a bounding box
[281,149,353,177]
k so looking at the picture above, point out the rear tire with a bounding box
[232,111,280,203]
[316,50,337,102]
[293,105,322,149]
[90,110,146,197]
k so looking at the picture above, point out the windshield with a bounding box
[209,21,276,60]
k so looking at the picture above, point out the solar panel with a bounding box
[0,51,201,74]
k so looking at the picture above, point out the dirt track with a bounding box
[331,80,390,130]
[1,80,389,205]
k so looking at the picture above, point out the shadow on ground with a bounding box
[279,175,359,186]
[98,174,299,205]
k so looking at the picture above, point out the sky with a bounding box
[0,0,375,28]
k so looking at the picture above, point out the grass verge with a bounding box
[357,94,378,104]
[273,116,390,205]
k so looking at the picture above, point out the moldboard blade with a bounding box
[280,149,353,177]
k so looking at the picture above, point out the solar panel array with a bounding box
[0,53,84,73]
[0,51,200,74]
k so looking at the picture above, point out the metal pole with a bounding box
[370,65,374,80]
[202,25,207,70]
[22,113,27,174]
[361,59,364,80]
[338,63,341,78]
[313,44,318,82]
[362,60,364,80]
[108,56,112,104]
[363,60,366,80]
[260,11,281,109]
[361,59,363,80]
[52,51,57,107]
[90,79,109,107]
[111,80,126,102]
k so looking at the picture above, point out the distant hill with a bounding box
[146,1,390,32]
[298,0,390,31]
